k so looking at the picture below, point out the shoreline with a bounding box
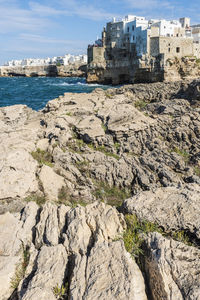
[0,63,87,78]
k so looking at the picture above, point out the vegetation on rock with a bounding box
[10,244,30,289]
[31,148,53,167]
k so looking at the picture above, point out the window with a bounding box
[176,47,180,53]
[127,27,129,32]
[133,35,135,41]
[132,25,135,31]
[168,48,170,52]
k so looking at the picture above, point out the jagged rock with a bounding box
[0,149,39,199]
[36,138,49,151]
[0,201,148,300]
[0,256,21,300]
[39,165,65,201]
[63,202,125,254]
[69,240,147,300]
[21,245,68,300]
[76,115,105,143]
[1,80,200,300]
[35,202,60,248]
[143,232,200,300]
[0,202,39,300]
[123,186,200,239]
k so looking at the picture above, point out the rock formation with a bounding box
[0,79,200,299]
[0,64,86,78]
[0,202,147,300]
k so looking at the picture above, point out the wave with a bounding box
[77,82,102,87]
[50,82,72,86]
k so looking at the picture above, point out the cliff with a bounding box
[87,56,200,85]
[0,80,200,299]
[0,63,87,77]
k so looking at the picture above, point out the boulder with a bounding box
[39,165,65,201]
[0,149,39,199]
[143,232,200,300]
[123,186,200,239]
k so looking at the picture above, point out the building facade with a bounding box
[87,15,200,84]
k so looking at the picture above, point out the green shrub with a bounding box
[93,181,131,207]
[25,194,46,206]
[31,148,53,167]
[88,144,120,160]
[134,100,147,110]
[53,283,68,300]
[114,142,120,151]
[123,214,162,258]
[58,187,87,208]
[194,166,200,177]
[171,230,191,245]
[101,123,107,132]
[170,147,190,162]
[105,91,113,98]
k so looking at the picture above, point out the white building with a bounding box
[191,25,200,43]
[105,15,194,57]
[3,54,88,67]
[150,19,183,37]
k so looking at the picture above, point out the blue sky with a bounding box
[0,0,199,65]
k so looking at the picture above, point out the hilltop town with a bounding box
[3,53,87,67]
[87,15,200,84]
[0,53,88,77]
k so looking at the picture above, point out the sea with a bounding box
[0,77,111,111]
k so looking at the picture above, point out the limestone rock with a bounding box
[64,202,125,254]
[76,115,105,143]
[35,202,60,248]
[0,149,39,199]
[39,165,65,201]
[69,240,147,300]
[0,202,39,300]
[123,186,200,239]
[21,245,68,300]
[143,232,200,300]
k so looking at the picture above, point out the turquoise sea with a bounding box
[0,77,111,111]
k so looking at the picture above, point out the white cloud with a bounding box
[0,2,53,33]
[29,0,116,21]
[18,33,88,46]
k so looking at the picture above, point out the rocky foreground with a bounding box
[0,80,200,299]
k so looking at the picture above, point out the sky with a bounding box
[0,0,199,65]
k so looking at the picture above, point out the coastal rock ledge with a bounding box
[0,79,200,299]
[0,201,147,300]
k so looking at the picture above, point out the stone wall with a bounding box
[88,47,105,64]
[193,43,200,58]
[150,36,194,60]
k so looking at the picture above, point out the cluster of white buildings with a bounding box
[98,15,200,57]
[4,54,87,67]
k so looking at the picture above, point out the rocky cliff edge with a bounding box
[0,79,200,300]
